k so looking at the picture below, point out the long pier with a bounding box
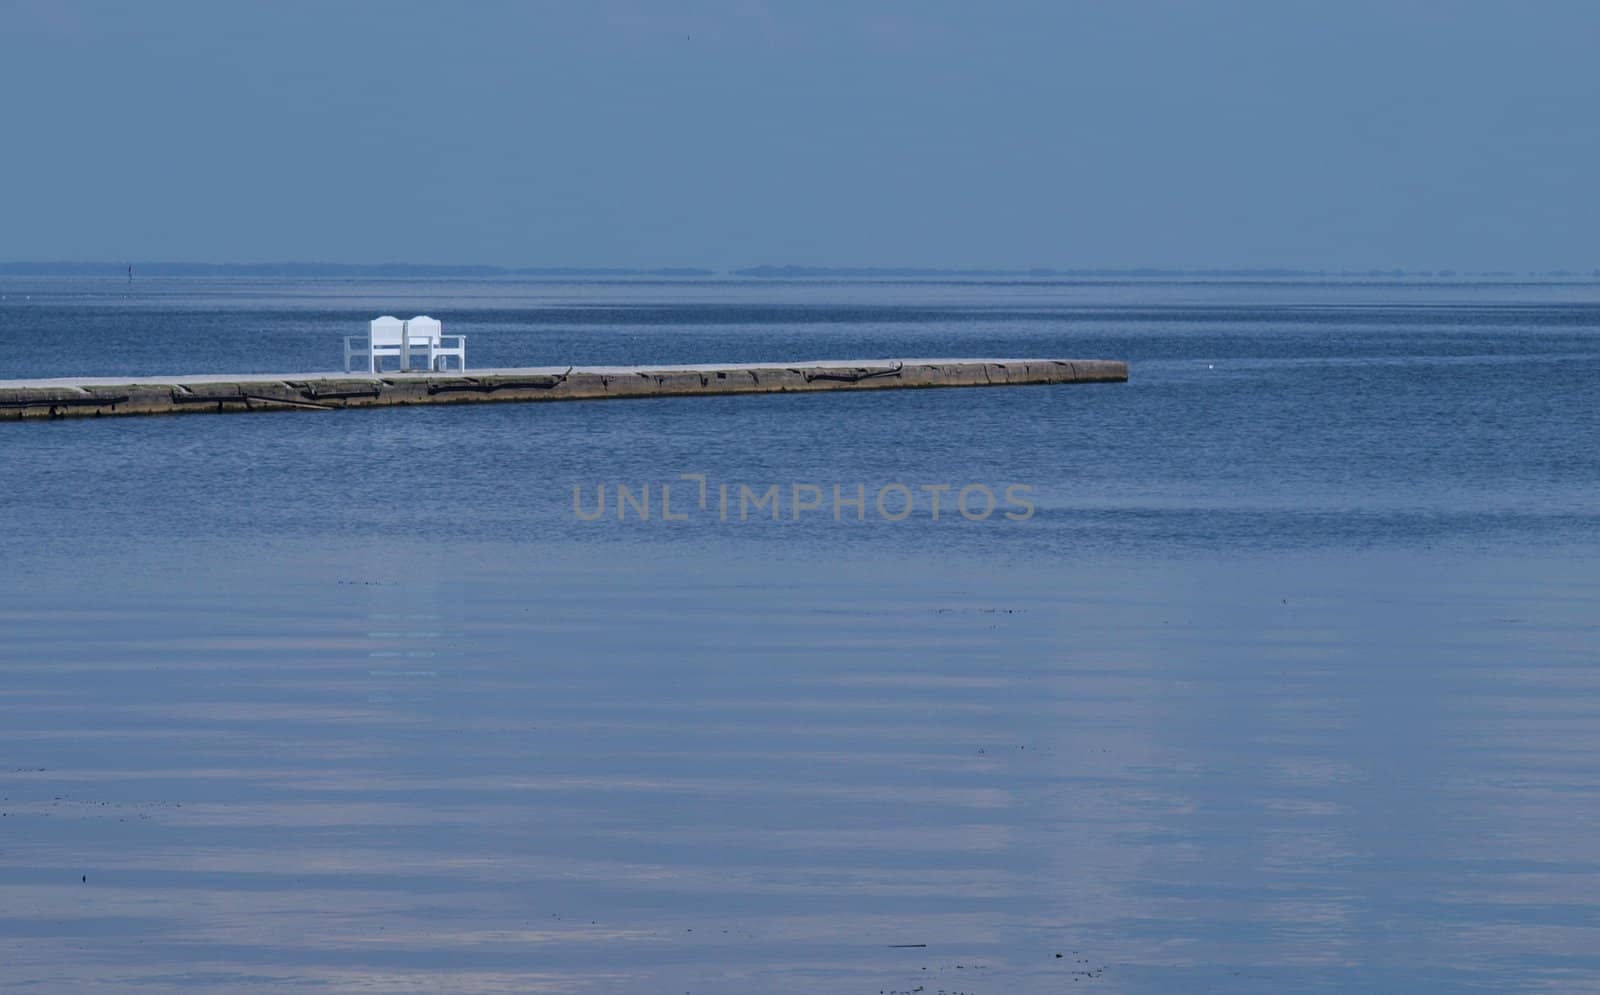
[0,358,1127,420]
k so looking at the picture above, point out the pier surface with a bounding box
[0,358,1126,420]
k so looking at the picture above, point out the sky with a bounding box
[2,0,1597,271]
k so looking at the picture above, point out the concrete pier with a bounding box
[0,358,1126,421]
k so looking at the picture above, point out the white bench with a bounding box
[344,315,406,373]
[401,315,467,372]
[343,315,467,373]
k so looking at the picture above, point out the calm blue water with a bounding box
[2,277,1599,993]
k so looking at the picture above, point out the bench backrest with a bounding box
[369,316,405,346]
[405,315,442,344]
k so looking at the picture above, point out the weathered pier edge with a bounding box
[0,359,1127,421]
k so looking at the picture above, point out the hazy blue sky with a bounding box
[3,0,1597,270]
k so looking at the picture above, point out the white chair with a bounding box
[404,315,467,372]
[344,316,406,373]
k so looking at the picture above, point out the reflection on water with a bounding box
[3,547,1599,993]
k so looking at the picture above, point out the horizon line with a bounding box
[2,260,1597,280]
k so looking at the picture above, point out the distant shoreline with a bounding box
[1,261,1595,281]
[0,262,718,279]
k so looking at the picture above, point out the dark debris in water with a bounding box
[932,607,1027,615]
